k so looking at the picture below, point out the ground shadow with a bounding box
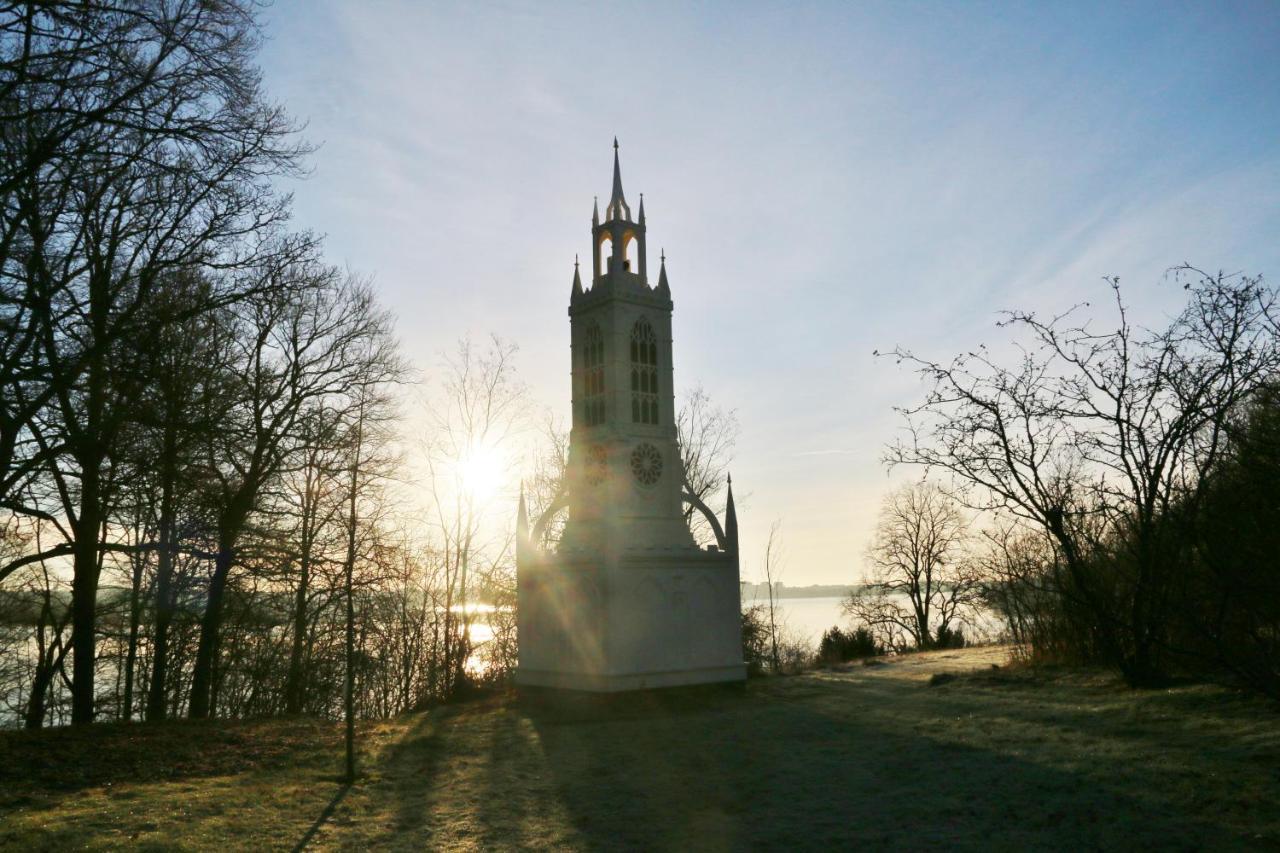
[0,716,341,807]
[291,782,351,852]
[506,671,1272,849]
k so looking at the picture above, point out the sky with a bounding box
[256,1,1280,586]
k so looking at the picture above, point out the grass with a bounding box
[2,646,1278,850]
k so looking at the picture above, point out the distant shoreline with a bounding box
[740,584,862,601]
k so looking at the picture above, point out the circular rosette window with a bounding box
[585,444,608,486]
[630,442,663,487]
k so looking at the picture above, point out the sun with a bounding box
[458,444,504,502]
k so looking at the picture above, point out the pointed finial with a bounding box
[571,256,583,298]
[517,481,529,537]
[660,248,666,265]
[657,250,670,295]
[592,196,599,226]
[638,193,645,225]
[608,140,629,221]
[724,473,739,554]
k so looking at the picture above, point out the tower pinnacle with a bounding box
[606,139,630,221]
[724,473,738,555]
[517,482,529,543]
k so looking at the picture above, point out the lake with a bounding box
[741,594,1004,649]
[741,595,849,647]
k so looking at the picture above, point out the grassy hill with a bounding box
[2,647,1277,850]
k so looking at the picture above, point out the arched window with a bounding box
[622,231,637,273]
[630,318,658,425]
[598,234,612,277]
[582,323,605,426]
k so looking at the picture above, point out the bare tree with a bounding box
[677,386,740,547]
[18,544,71,729]
[420,336,526,699]
[335,333,403,780]
[762,520,784,673]
[188,269,394,719]
[522,412,568,550]
[973,521,1070,660]
[279,406,347,716]
[844,483,977,650]
[1,0,310,724]
[885,269,1280,682]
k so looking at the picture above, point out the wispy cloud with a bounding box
[257,1,1280,583]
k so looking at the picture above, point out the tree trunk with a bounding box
[122,549,145,721]
[189,543,233,719]
[24,666,50,730]
[69,497,102,725]
[146,596,173,721]
[342,411,361,782]
[24,606,60,730]
[145,430,178,722]
[344,543,356,781]
[284,550,311,715]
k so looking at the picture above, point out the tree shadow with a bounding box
[361,671,1277,848]
[291,782,350,852]
[512,674,1267,849]
[337,701,483,847]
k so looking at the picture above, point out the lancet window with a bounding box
[630,318,659,425]
[582,323,605,426]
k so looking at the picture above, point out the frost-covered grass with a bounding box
[3,646,1278,850]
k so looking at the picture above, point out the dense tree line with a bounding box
[0,2,527,730]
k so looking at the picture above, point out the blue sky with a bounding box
[258,1,1280,585]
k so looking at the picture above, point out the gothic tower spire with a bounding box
[606,137,631,222]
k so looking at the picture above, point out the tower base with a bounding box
[515,663,746,693]
[515,547,745,694]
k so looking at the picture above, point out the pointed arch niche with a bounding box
[621,229,639,274]
[630,318,658,425]
[597,232,613,277]
[581,321,605,426]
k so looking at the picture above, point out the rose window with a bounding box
[630,443,663,486]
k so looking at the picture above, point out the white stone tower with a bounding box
[515,141,745,691]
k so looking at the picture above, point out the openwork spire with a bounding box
[605,137,631,222]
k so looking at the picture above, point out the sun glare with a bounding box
[458,445,504,501]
